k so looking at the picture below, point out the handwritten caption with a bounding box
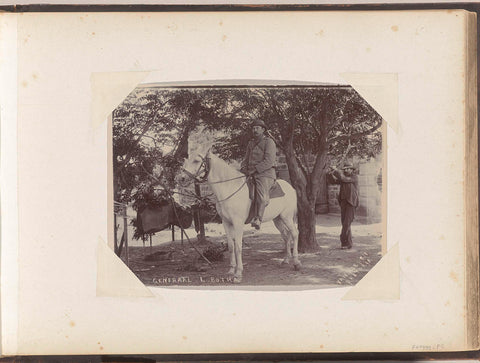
[412,344,445,351]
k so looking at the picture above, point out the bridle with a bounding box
[181,154,211,184]
[181,153,249,203]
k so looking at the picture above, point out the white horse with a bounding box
[179,149,301,283]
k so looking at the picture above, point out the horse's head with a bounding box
[176,148,211,187]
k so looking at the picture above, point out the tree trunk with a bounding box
[282,139,319,252]
[117,231,125,257]
[194,183,206,243]
[174,126,190,160]
[315,171,329,214]
[314,152,329,215]
[297,194,318,252]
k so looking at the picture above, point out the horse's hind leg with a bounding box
[232,223,244,283]
[222,221,236,275]
[273,216,292,265]
[281,214,301,270]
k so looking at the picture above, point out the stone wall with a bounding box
[328,157,383,223]
[328,184,341,214]
[357,158,383,223]
[276,153,290,182]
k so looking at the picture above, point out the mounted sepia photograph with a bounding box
[111,83,384,287]
[112,84,384,288]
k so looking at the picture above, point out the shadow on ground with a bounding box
[123,225,382,288]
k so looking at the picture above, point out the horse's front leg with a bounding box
[232,224,244,283]
[222,221,236,275]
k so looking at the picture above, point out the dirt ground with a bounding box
[121,214,382,288]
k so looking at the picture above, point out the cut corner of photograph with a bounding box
[107,81,385,290]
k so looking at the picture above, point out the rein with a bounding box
[205,174,247,185]
[214,177,249,203]
[182,155,249,203]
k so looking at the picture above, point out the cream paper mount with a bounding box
[6,11,473,354]
[95,71,397,299]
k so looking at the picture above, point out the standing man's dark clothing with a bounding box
[240,119,276,229]
[332,164,359,249]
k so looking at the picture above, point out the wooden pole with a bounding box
[171,224,175,241]
[118,232,125,256]
[123,206,129,267]
[150,234,153,254]
[114,213,118,254]
[194,183,205,242]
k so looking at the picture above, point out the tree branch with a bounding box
[298,135,312,175]
[132,134,160,148]
[171,123,191,159]
[116,96,170,169]
[339,139,353,166]
[295,153,309,179]
[221,103,252,121]
[294,94,323,140]
[118,116,158,170]
[263,89,287,120]
[327,118,382,144]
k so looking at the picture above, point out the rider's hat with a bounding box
[342,163,355,170]
[252,119,267,129]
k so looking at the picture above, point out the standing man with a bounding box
[241,119,277,230]
[331,163,359,249]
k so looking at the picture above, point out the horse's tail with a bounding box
[279,178,298,223]
[293,203,298,224]
[292,184,298,224]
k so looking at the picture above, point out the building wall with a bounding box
[276,153,290,182]
[327,157,382,223]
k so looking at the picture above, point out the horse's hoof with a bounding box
[227,268,235,275]
[294,263,302,271]
[281,259,290,266]
[233,276,242,284]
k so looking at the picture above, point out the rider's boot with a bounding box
[251,202,267,230]
[250,199,259,229]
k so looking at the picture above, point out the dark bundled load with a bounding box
[135,201,193,236]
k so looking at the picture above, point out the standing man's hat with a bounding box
[252,119,267,129]
[342,163,355,170]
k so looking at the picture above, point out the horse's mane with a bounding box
[208,153,244,181]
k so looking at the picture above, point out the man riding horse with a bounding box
[240,119,277,230]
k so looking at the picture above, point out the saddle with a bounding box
[244,179,285,224]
